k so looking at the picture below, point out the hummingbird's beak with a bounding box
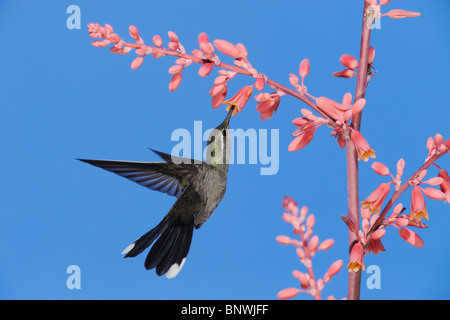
[223,106,235,126]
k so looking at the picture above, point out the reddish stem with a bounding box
[346,0,372,300]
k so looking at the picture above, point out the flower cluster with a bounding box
[333,0,422,80]
[87,23,277,119]
[288,91,374,163]
[287,0,421,155]
[368,155,448,222]
[343,134,450,272]
[346,201,428,273]
[87,22,377,157]
[88,22,382,160]
[276,196,343,300]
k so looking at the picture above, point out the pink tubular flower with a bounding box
[128,25,139,39]
[152,34,162,47]
[339,54,358,70]
[434,133,443,147]
[308,235,319,252]
[198,62,214,77]
[168,73,183,91]
[410,187,429,222]
[399,228,425,248]
[289,73,299,86]
[293,271,309,289]
[372,162,390,176]
[361,182,391,215]
[213,39,241,59]
[350,130,376,162]
[197,32,209,45]
[255,92,280,121]
[332,69,357,79]
[299,59,310,78]
[367,228,386,255]
[131,57,143,70]
[254,77,265,91]
[236,43,248,58]
[387,9,422,19]
[399,214,428,229]
[397,158,405,177]
[426,136,435,155]
[438,169,450,203]
[324,260,343,283]
[318,239,335,251]
[277,288,300,300]
[281,213,294,223]
[288,118,316,152]
[168,64,184,74]
[351,98,366,116]
[222,85,253,116]
[347,243,365,272]
[423,187,446,201]
[306,214,315,228]
[315,94,363,123]
[333,53,358,79]
[210,70,238,109]
[210,84,228,109]
[367,239,386,255]
[276,235,292,245]
[371,228,386,240]
[343,93,352,107]
[316,96,350,122]
[167,30,179,42]
[199,42,214,55]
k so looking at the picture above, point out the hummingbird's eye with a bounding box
[222,130,227,137]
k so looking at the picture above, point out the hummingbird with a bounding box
[77,106,234,278]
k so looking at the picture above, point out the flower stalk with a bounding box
[345,0,374,300]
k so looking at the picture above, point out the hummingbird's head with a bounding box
[205,106,234,167]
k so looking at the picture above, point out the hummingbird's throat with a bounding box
[206,129,229,166]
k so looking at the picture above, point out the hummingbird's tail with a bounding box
[121,215,194,279]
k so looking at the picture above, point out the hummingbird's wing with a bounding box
[150,149,208,204]
[77,159,185,198]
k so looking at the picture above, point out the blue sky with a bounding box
[0,0,449,299]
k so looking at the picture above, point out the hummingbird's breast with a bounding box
[193,166,228,228]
